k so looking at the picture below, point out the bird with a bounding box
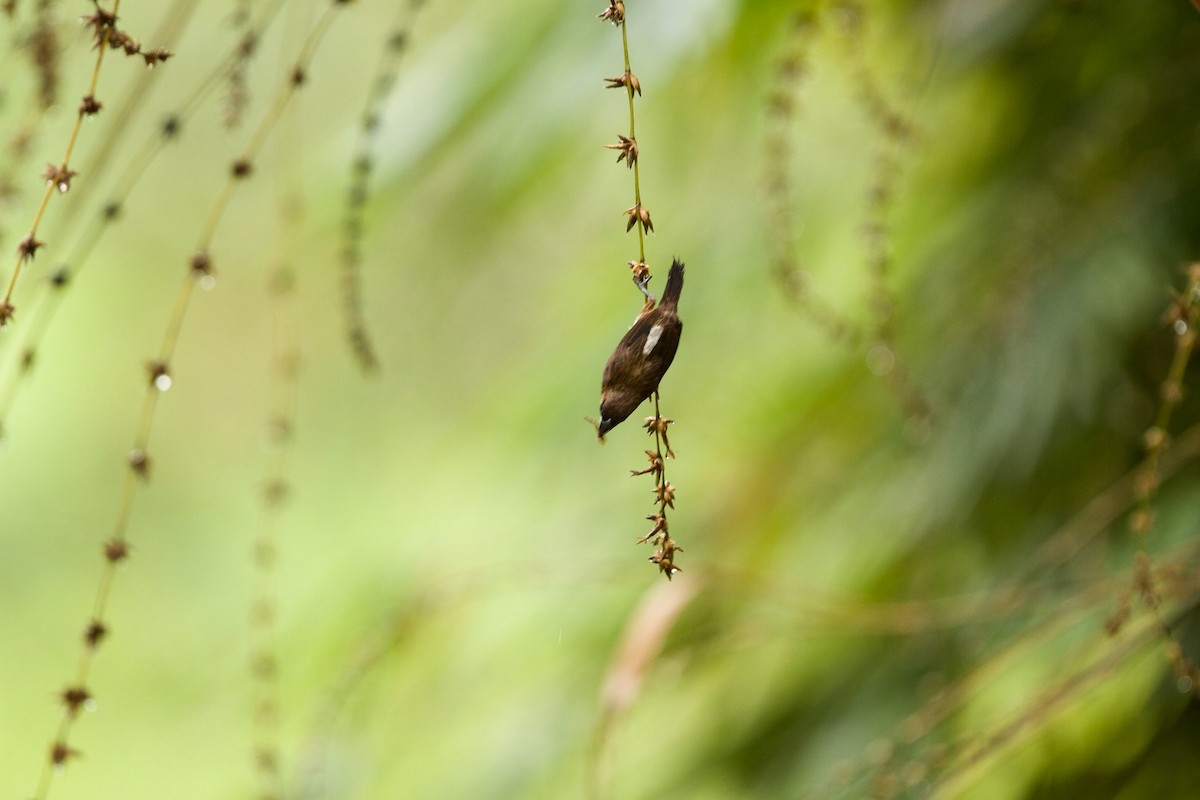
[597,259,684,439]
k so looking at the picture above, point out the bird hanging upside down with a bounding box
[597,259,684,439]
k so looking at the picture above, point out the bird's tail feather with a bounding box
[660,259,685,309]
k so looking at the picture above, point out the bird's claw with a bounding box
[633,272,655,304]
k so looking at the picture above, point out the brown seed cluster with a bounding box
[222,9,257,129]
[83,5,174,66]
[42,164,77,193]
[604,134,638,168]
[599,0,625,25]
[60,686,92,718]
[635,411,682,577]
[17,234,44,261]
[128,448,150,480]
[84,620,108,649]
[189,251,213,279]
[604,70,641,95]
[339,0,426,373]
[0,2,174,333]
[29,11,60,110]
[623,202,653,235]
[79,94,102,116]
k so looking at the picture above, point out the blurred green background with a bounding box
[2,1,1200,798]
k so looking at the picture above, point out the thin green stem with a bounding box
[653,389,666,509]
[0,0,290,429]
[619,18,645,264]
[30,5,348,794]
[1133,270,1200,543]
[3,0,122,310]
[1118,267,1200,696]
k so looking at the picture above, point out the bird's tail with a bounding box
[660,259,685,309]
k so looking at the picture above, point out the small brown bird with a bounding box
[597,259,685,438]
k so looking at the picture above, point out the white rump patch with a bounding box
[643,324,664,356]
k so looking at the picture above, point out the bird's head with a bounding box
[597,386,642,440]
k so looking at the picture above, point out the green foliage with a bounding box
[1,1,1199,798]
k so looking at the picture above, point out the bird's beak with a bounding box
[597,417,615,438]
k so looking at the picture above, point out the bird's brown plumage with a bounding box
[597,260,684,438]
